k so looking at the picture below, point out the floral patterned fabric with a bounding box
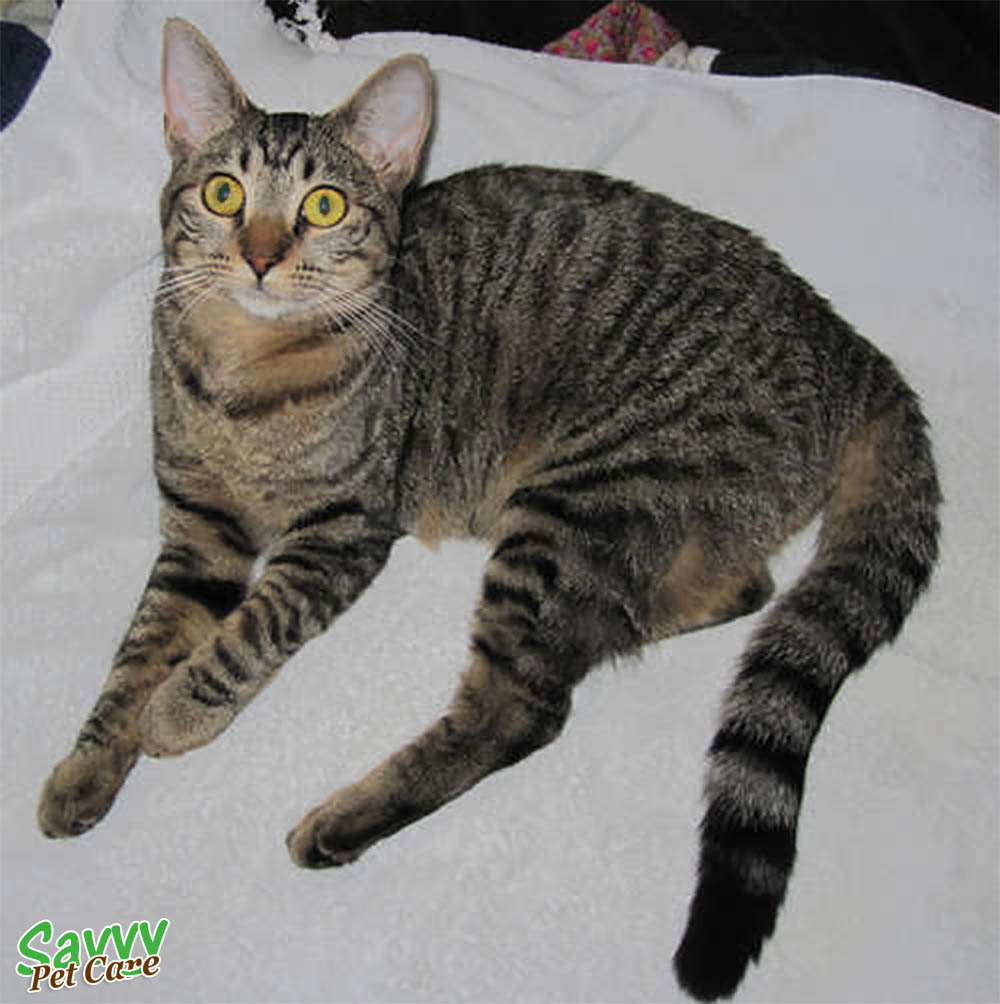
[543,1,682,64]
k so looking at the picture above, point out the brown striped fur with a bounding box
[39,20,940,1001]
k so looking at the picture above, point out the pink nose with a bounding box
[244,252,279,280]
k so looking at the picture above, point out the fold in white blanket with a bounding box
[1,2,997,1001]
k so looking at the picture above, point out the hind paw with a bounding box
[285,802,372,869]
[286,781,405,870]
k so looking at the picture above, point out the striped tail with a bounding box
[674,376,940,1000]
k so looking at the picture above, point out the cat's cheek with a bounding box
[318,247,390,297]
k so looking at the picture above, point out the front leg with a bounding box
[139,500,396,757]
[38,504,255,839]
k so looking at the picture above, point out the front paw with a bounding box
[138,664,238,757]
[38,745,138,838]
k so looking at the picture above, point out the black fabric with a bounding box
[5,0,995,133]
[266,1,999,114]
[0,21,50,130]
[658,1,999,113]
[269,1,609,50]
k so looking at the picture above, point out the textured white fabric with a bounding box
[1,2,997,1001]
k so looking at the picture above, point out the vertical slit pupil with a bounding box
[217,182,231,202]
[318,194,331,216]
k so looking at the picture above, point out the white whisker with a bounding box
[154,263,223,309]
[174,281,220,324]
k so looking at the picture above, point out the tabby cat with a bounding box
[38,18,940,1000]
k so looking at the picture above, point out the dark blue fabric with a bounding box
[1,21,51,130]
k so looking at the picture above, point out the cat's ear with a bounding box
[162,18,249,160]
[340,55,434,195]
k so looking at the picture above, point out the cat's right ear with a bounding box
[162,18,249,161]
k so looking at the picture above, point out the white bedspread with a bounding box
[2,2,997,1001]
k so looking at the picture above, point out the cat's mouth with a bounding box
[230,286,307,320]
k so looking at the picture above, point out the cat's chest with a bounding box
[160,306,386,530]
[192,403,353,530]
[212,408,328,474]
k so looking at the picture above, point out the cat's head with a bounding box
[159,18,432,321]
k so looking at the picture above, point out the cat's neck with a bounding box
[166,293,384,419]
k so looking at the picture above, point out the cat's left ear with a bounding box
[162,18,250,161]
[339,55,434,195]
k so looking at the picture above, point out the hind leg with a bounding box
[648,532,774,642]
[287,506,646,868]
[287,644,571,867]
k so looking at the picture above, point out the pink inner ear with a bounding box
[164,75,210,149]
[162,25,244,153]
[379,90,428,166]
[350,61,431,188]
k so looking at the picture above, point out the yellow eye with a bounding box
[301,187,347,228]
[202,174,245,217]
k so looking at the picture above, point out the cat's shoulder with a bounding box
[402,164,750,240]
[404,164,657,216]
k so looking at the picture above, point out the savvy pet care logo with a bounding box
[16,918,169,993]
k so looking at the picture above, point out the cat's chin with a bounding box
[230,287,307,320]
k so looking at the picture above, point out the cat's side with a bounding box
[38,19,940,1001]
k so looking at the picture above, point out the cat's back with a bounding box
[395,165,868,442]
[391,165,883,550]
[397,164,852,358]
[399,163,733,282]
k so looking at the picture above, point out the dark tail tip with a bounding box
[673,870,780,1001]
